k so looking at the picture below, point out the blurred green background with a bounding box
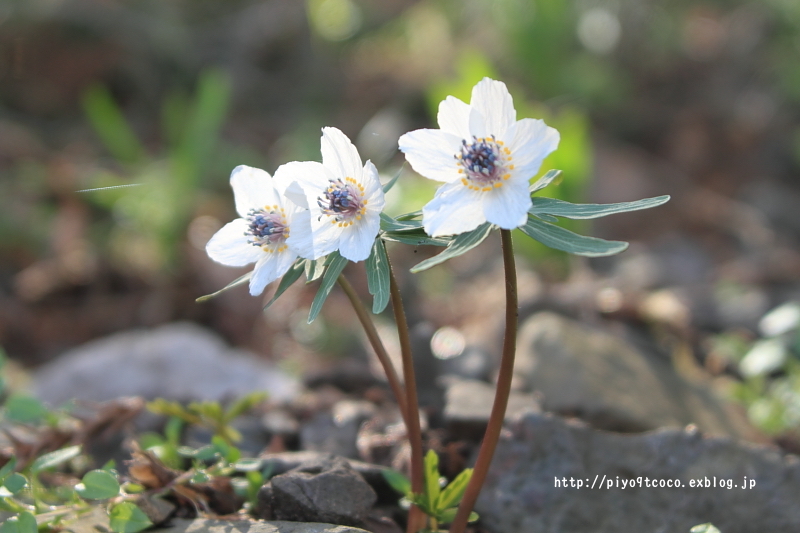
[1,0,800,439]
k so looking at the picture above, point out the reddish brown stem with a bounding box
[449,229,518,533]
[337,274,409,425]
[386,255,426,533]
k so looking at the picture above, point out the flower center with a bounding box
[246,206,289,252]
[318,177,368,228]
[456,136,514,192]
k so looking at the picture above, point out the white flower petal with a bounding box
[437,96,472,139]
[505,118,560,179]
[230,165,280,217]
[339,217,378,262]
[206,219,264,266]
[482,179,531,230]
[470,78,516,138]
[321,127,362,179]
[398,129,463,183]
[360,160,386,207]
[422,182,486,237]
[249,249,297,296]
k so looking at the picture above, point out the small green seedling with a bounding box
[690,525,721,533]
[383,450,478,532]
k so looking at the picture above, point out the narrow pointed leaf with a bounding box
[75,469,120,500]
[396,210,422,221]
[366,239,391,314]
[532,212,558,223]
[529,169,562,194]
[381,469,412,496]
[424,450,441,512]
[305,258,326,282]
[382,164,405,193]
[308,252,348,323]
[264,259,305,309]
[381,231,451,247]
[109,502,153,533]
[196,271,252,302]
[380,213,423,232]
[519,215,628,257]
[31,445,81,474]
[410,223,493,273]
[529,195,670,219]
[438,508,479,524]
[437,467,473,511]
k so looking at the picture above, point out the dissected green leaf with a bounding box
[437,468,473,512]
[264,259,305,309]
[410,223,493,273]
[308,252,348,323]
[519,215,628,257]
[529,195,670,220]
[2,473,27,495]
[196,271,252,302]
[4,394,49,424]
[366,239,391,314]
[381,468,412,497]
[0,511,37,533]
[30,445,81,474]
[423,450,441,513]
[109,502,153,533]
[75,469,120,500]
[529,169,562,194]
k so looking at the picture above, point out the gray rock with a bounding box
[300,400,376,459]
[258,456,377,527]
[443,379,540,440]
[514,312,760,440]
[476,412,800,533]
[30,322,299,405]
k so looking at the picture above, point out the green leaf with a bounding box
[83,85,145,166]
[0,511,37,533]
[382,164,404,193]
[109,502,153,533]
[396,210,422,221]
[366,239,391,314]
[437,468,473,512]
[4,394,49,424]
[0,456,17,480]
[519,215,628,257]
[233,458,263,472]
[264,259,305,309]
[305,258,326,282]
[2,473,27,495]
[437,508,478,524]
[308,252,348,323]
[225,392,268,421]
[30,445,81,474]
[381,231,451,247]
[529,169,562,194]
[410,223,493,273]
[196,271,252,302]
[529,195,671,220]
[381,469,412,496]
[423,450,441,513]
[690,525,721,533]
[75,469,120,500]
[380,213,423,232]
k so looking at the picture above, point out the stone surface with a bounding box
[300,400,377,459]
[257,456,377,527]
[61,508,368,533]
[30,322,299,405]
[443,379,540,440]
[513,312,760,439]
[476,412,800,533]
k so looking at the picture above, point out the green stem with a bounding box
[449,229,518,533]
[386,254,426,533]
[337,274,409,426]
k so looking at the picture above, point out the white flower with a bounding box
[206,165,307,296]
[398,77,560,237]
[276,127,385,262]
